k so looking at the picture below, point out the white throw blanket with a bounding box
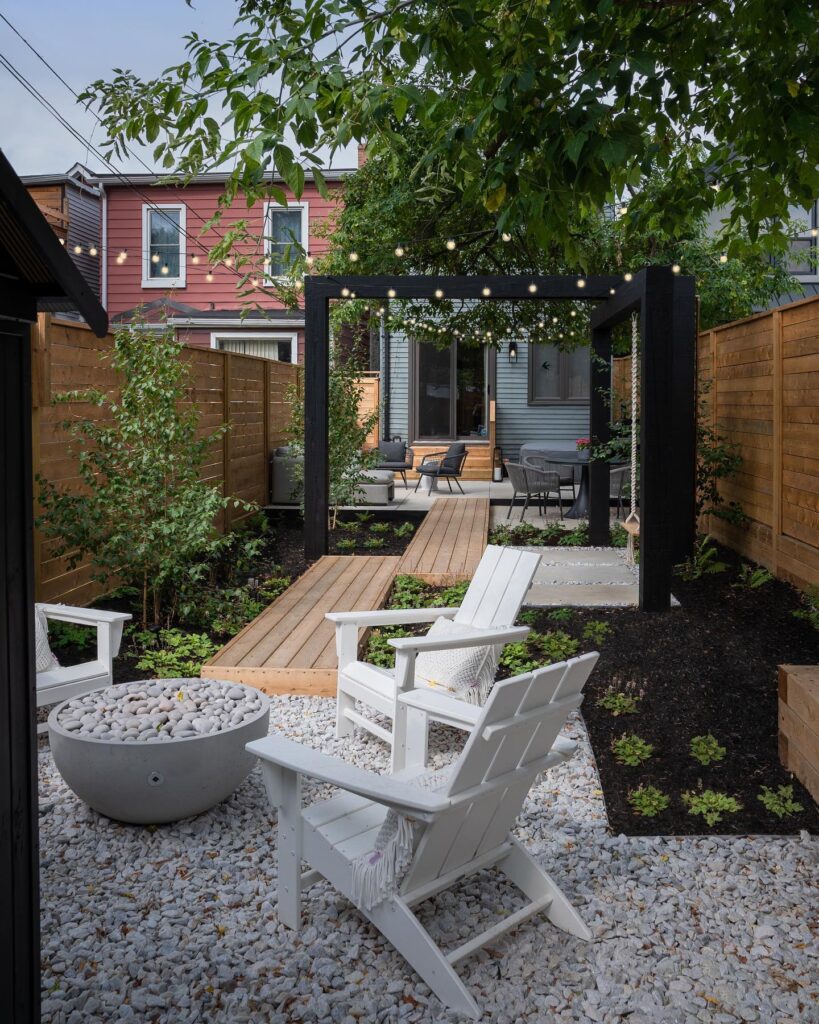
[351,766,453,910]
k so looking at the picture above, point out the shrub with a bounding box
[690,733,726,766]
[499,642,540,676]
[610,522,628,548]
[363,537,385,549]
[365,626,411,668]
[336,537,356,551]
[627,785,670,817]
[732,563,774,589]
[393,521,415,538]
[611,733,654,766]
[257,575,291,602]
[438,581,469,607]
[389,574,430,609]
[558,523,589,546]
[47,620,96,654]
[518,608,540,627]
[207,587,266,637]
[537,631,579,664]
[675,535,728,581]
[134,629,219,677]
[581,619,611,645]
[547,607,573,624]
[36,318,245,628]
[370,522,390,534]
[682,789,742,826]
[792,586,819,632]
[597,683,642,716]
[757,784,803,819]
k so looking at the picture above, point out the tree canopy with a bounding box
[84,0,817,265]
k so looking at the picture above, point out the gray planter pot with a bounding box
[48,679,270,825]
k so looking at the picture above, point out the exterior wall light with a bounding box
[508,340,518,364]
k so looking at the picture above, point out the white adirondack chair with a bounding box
[36,603,131,731]
[327,545,541,771]
[247,652,599,1019]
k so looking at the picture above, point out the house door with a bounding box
[414,341,487,440]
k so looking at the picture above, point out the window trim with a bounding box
[141,203,186,288]
[210,331,299,364]
[527,341,591,406]
[411,339,489,442]
[787,200,819,283]
[263,201,309,281]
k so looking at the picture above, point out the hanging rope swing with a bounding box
[623,312,640,564]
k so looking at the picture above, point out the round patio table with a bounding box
[530,449,627,520]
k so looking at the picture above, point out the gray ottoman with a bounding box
[356,469,395,503]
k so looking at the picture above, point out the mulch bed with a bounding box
[519,544,819,836]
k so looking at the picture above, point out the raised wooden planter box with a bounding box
[778,665,819,803]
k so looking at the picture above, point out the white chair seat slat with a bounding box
[332,823,386,862]
[37,661,108,692]
[313,803,389,847]
[303,792,380,830]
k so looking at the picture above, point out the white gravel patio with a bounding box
[39,697,817,1024]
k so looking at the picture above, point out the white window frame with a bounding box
[210,331,299,364]
[263,201,309,280]
[788,200,819,283]
[142,203,186,288]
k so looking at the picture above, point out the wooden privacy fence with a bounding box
[32,316,319,606]
[698,295,819,590]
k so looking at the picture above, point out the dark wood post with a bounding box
[0,322,40,1024]
[669,274,698,564]
[639,266,675,611]
[304,279,330,560]
[588,326,612,546]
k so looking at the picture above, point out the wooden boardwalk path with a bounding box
[397,497,490,584]
[201,555,400,696]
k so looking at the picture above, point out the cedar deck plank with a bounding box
[397,497,489,583]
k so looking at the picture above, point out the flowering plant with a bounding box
[575,438,590,451]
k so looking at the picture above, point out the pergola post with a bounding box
[588,326,612,546]
[669,274,698,565]
[304,279,330,560]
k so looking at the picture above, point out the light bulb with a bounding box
[609,287,616,294]
[486,331,492,338]
[388,288,396,298]
[341,287,350,297]
[577,278,586,288]
[206,272,214,282]
[348,251,359,262]
[119,249,128,260]
[89,245,98,257]
[671,263,681,274]
[538,319,545,328]
[251,277,259,287]
[570,309,576,317]
[59,237,65,245]
[624,272,633,282]
[161,263,169,275]
[482,286,491,297]
[394,246,405,257]
[151,253,160,263]
[378,307,385,315]
[719,253,728,263]
[552,316,558,324]
[73,244,83,255]
[445,239,456,251]
[225,256,234,267]
[559,332,565,339]
[192,254,200,265]
[811,228,818,238]
[434,288,444,298]
[501,232,512,242]
[528,283,537,293]
[305,255,315,267]
[618,205,629,216]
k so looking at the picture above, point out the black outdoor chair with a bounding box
[508,461,563,522]
[413,442,469,493]
[609,465,629,520]
[373,439,416,486]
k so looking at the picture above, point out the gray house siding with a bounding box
[381,329,410,441]
[495,339,589,460]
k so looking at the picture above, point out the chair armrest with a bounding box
[419,450,448,464]
[389,625,529,653]
[326,607,459,627]
[37,604,131,626]
[246,734,451,815]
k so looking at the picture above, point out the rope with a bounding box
[625,313,640,564]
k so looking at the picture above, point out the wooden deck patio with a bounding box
[202,497,490,696]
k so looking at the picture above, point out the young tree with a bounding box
[83,0,816,263]
[37,320,240,628]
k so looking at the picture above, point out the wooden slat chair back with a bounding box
[248,650,598,1019]
[330,545,541,766]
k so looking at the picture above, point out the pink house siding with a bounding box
[104,179,342,320]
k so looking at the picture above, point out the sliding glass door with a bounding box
[414,340,487,440]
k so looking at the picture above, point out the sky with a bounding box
[0,0,357,176]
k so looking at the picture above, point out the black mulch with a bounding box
[519,544,819,836]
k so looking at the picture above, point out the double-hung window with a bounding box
[141,204,186,287]
[265,202,309,278]
[528,343,590,405]
[786,201,819,282]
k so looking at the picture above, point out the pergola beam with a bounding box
[306,274,624,302]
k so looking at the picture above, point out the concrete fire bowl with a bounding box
[48,678,270,825]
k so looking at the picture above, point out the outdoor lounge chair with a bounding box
[413,441,468,493]
[247,653,598,1019]
[35,603,131,733]
[373,440,415,486]
[328,545,541,771]
[506,460,564,521]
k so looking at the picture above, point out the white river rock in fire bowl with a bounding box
[48,678,269,825]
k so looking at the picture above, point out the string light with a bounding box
[192,254,200,265]
[206,271,214,282]
[378,307,385,315]
[609,287,616,294]
[387,288,396,298]
[577,278,586,288]
[719,253,728,263]
[348,251,359,262]
[570,309,576,317]
[445,239,456,251]
[151,253,160,264]
[251,277,259,288]
[618,205,629,216]
[160,263,170,275]
[394,246,405,257]
[482,286,492,296]
[501,232,512,242]
[59,237,65,245]
[119,249,128,261]
[305,255,315,267]
[528,283,537,293]
[434,288,444,298]
[341,287,350,297]
[623,272,633,282]
[225,256,234,267]
[89,245,98,257]
[73,243,82,255]
[812,228,818,238]
[552,316,558,324]
[671,263,681,274]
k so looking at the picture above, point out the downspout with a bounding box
[99,181,107,310]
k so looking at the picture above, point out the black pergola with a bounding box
[0,148,108,1024]
[303,267,696,612]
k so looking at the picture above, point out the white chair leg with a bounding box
[367,896,481,1020]
[500,839,591,941]
[336,685,356,739]
[395,706,428,773]
[273,766,303,930]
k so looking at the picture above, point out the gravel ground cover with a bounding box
[40,697,817,1024]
